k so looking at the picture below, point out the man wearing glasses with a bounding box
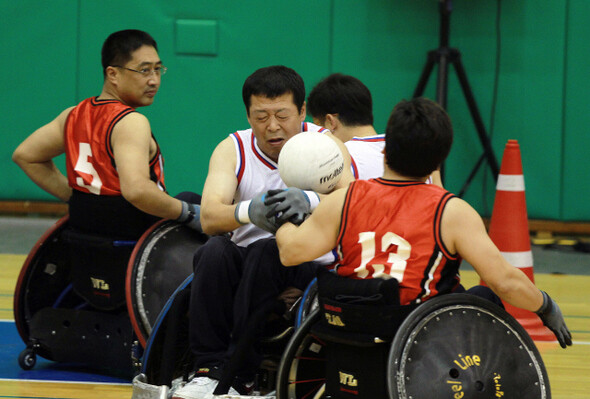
[13,29,200,239]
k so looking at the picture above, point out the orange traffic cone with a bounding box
[483,139,554,341]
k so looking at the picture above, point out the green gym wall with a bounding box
[2,0,588,221]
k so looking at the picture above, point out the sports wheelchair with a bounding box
[134,272,307,397]
[277,269,550,399]
[13,215,207,376]
[134,267,550,399]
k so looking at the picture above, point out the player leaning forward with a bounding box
[173,66,354,399]
[276,97,572,349]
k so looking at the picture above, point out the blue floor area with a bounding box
[0,321,130,384]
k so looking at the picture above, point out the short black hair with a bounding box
[101,29,158,77]
[385,97,453,178]
[307,73,373,126]
[242,66,305,115]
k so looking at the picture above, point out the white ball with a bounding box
[278,132,344,194]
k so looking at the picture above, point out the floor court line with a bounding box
[0,378,131,385]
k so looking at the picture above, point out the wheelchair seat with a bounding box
[61,226,136,310]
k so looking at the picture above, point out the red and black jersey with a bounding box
[64,97,165,196]
[335,178,461,305]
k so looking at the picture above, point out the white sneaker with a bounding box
[212,396,274,399]
[172,376,240,399]
[213,395,275,399]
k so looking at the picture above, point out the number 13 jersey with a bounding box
[335,178,461,305]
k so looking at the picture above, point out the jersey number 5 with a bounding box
[74,143,103,195]
[354,231,411,280]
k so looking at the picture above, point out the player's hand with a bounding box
[236,192,281,234]
[535,291,572,348]
[177,201,202,231]
[265,188,315,225]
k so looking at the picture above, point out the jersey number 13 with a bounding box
[354,231,411,281]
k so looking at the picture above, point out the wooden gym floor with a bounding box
[0,215,588,398]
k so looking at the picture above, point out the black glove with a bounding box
[535,291,572,348]
[177,201,201,231]
[264,188,314,225]
[234,192,281,234]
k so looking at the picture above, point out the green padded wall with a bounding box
[563,0,590,220]
[2,1,78,200]
[2,0,588,221]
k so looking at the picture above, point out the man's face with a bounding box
[247,93,306,162]
[114,45,162,108]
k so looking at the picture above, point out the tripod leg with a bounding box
[450,50,500,178]
[436,48,451,110]
[458,153,486,198]
[413,50,438,98]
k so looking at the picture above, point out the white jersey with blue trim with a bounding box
[230,122,329,248]
[345,134,385,180]
[345,134,433,184]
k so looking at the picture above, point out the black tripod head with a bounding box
[438,0,453,48]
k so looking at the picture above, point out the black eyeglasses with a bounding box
[112,65,167,77]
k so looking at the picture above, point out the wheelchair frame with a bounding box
[277,293,550,399]
[13,215,206,375]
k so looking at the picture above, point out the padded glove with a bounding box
[264,188,318,225]
[177,201,202,231]
[234,192,281,234]
[535,291,572,348]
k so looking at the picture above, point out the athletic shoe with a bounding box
[232,380,255,396]
[171,376,240,399]
[213,395,275,398]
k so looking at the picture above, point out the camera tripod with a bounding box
[413,0,499,197]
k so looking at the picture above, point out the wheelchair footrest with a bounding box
[131,373,169,399]
[28,307,134,373]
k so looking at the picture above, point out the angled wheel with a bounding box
[126,220,207,347]
[276,309,326,399]
[388,293,550,399]
[13,215,71,356]
[294,278,318,329]
[140,275,194,387]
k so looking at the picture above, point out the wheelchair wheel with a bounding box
[126,220,207,347]
[276,309,326,399]
[13,215,71,352]
[18,347,37,370]
[294,278,318,329]
[388,293,550,399]
[140,275,194,387]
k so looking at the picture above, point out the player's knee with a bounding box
[193,235,239,273]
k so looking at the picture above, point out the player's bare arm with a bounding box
[441,197,543,312]
[199,137,241,235]
[112,112,182,220]
[12,107,74,202]
[277,187,346,266]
